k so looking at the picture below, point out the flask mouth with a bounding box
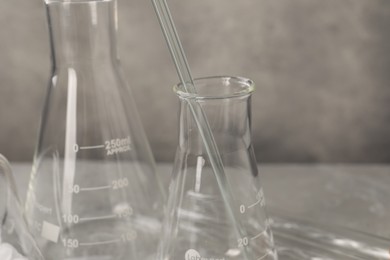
[173,76,255,100]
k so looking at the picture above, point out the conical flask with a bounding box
[24,1,165,259]
[160,76,277,260]
[0,155,44,260]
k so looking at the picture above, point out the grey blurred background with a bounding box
[0,0,389,163]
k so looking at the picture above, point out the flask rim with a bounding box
[173,76,255,100]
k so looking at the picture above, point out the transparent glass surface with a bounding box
[24,1,165,259]
[260,165,390,260]
[0,155,43,260]
[159,76,277,260]
[271,214,390,260]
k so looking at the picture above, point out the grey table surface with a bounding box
[10,163,390,240]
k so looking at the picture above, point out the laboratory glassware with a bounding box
[0,154,44,259]
[271,213,390,260]
[159,76,277,260]
[24,0,165,259]
[151,3,262,258]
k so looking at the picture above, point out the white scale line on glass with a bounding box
[80,185,112,192]
[79,144,105,150]
[251,230,266,241]
[257,253,269,260]
[79,214,116,222]
[248,197,264,209]
[79,238,121,247]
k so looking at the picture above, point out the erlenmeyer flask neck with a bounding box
[46,0,118,67]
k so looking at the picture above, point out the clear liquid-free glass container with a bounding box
[159,76,277,260]
[25,1,165,259]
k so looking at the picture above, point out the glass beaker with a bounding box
[24,0,165,259]
[159,76,277,260]
[0,154,43,260]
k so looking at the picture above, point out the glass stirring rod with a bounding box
[151,1,250,259]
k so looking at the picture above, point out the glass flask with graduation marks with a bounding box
[159,76,277,260]
[24,0,165,259]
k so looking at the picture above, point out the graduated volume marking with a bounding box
[238,230,267,248]
[79,238,121,247]
[73,136,131,156]
[69,178,129,194]
[80,185,112,192]
[237,230,268,259]
[62,230,137,249]
[250,230,266,241]
[79,144,105,150]
[257,253,270,260]
[62,208,133,224]
[79,214,117,222]
[239,189,265,214]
